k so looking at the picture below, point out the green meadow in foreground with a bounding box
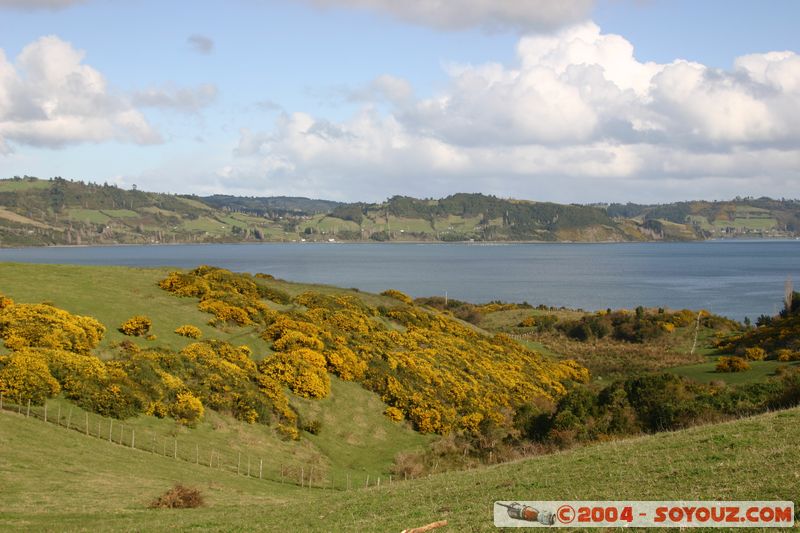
[1,262,799,532]
[1,406,798,532]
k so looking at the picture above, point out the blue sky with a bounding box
[1,0,799,203]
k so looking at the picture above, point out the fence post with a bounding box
[346,474,350,491]
[66,407,72,429]
[237,452,241,475]
[57,404,61,426]
[26,399,31,417]
[85,413,89,436]
[365,474,369,488]
[247,456,251,477]
[109,419,113,441]
[196,444,199,464]
[259,459,263,479]
[174,439,177,460]
[43,402,47,423]
[97,419,101,438]
[0,392,3,410]
[309,467,314,487]
[131,429,135,449]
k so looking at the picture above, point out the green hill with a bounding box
[1,262,799,531]
[3,175,798,246]
[2,404,798,531]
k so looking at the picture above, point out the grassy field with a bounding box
[0,178,51,192]
[2,403,798,531]
[671,357,800,384]
[0,263,268,355]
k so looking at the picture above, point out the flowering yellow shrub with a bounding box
[324,345,366,380]
[272,331,325,352]
[174,325,202,339]
[259,348,330,399]
[384,406,404,421]
[144,401,168,418]
[716,356,750,372]
[776,349,800,362]
[0,350,61,403]
[0,302,105,353]
[744,347,766,361]
[159,266,590,437]
[160,266,279,328]
[170,391,205,426]
[119,315,152,337]
[277,423,300,440]
[198,299,252,326]
[381,289,413,305]
[41,347,108,398]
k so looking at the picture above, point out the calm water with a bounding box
[1,241,798,321]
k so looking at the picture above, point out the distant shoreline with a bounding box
[1,235,798,250]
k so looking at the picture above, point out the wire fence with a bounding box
[0,393,401,491]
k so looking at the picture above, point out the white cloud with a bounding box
[304,0,593,32]
[0,36,160,151]
[219,22,800,202]
[187,34,214,55]
[133,83,218,113]
[0,0,85,10]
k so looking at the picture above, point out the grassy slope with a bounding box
[0,263,428,484]
[1,406,798,532]
[0,262,267,356]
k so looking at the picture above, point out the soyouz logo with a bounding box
[493,501,795,528]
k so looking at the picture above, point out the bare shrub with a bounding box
[391,451,426,480]
[149,484,204,509]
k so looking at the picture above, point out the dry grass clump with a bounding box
[148,484,204,509]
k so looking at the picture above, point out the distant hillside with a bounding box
[607,198,800,239]
[200,194,341,216]
[1,175,797,246]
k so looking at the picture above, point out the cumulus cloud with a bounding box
[340,74,414,105]
[133,83,218,113]
[187,34,214,55]
[0,0,85,10]
[304,0,593,32]
[0,36,160,151]
[221,22,800,201]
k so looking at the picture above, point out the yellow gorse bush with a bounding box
[174,325,202,338]
[0,267,592,443]
[119,315,152,337]
[0,300,105,353]
[0,349,61,404]
[380,289,413,305]
[170,391,205,426]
